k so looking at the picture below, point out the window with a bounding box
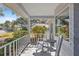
[55,7,69,41]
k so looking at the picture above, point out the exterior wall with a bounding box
[74,3,79,56]
[54,3,74,56]
[69,4,74,56]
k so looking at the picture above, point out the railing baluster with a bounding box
[13,42,15,56]
[9,44,11,56]
[4,47,6,56]
[16,41,17,56]
[17,40,19,55]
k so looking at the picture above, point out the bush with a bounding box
[31,26,47,42]
[12,29,28,40]
[32,26,47,34]
[0,42,6,46]
[3,29,29,42]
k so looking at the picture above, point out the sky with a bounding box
[0,4,18,24]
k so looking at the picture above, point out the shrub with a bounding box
[4,30,28,43]
[32,26,47,34]
[0,42,6,46]
[12,29,28,40]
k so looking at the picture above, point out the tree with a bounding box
[4,21,11,30]
[0,24,3,26]
[10,20,17,31]
[16,17,28,28]
[31,19,40,23]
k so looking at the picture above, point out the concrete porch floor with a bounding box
[20,44,56,56]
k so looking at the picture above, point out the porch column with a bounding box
[48,17,54,41]
[28,17,31,43]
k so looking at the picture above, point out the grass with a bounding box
[0,32,14,39]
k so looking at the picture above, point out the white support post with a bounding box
[16,41,17,56]
[4,47,6,56]
[28,17,31,43]
[9,44,11,56]
[16,40,18,55]
[13,42,15,56]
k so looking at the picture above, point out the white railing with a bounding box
[0,35,30,56]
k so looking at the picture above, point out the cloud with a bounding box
[0,16,17,23]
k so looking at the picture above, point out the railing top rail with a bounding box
[0,35,28,49]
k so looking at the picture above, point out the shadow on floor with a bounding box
[33,51,51,56]
[33,47,56,56]
[48,47,56,52]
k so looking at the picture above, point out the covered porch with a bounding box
[0,3,79,56]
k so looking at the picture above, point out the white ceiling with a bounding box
[21,3,59,16]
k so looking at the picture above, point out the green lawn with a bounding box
[0,32,14,39]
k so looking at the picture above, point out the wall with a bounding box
[74,4,79,56]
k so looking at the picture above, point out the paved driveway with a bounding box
[0,30,7,34]
[0,30,7,42]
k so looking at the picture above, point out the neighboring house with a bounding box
[32,24,48,29]
[30,16,49,27]
[0,26,3,30]
[0,38,6,43]
[0,30,7,43]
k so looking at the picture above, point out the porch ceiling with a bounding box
[19,3,59,16]
[4,3,29,18]
[4,3,59,17]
